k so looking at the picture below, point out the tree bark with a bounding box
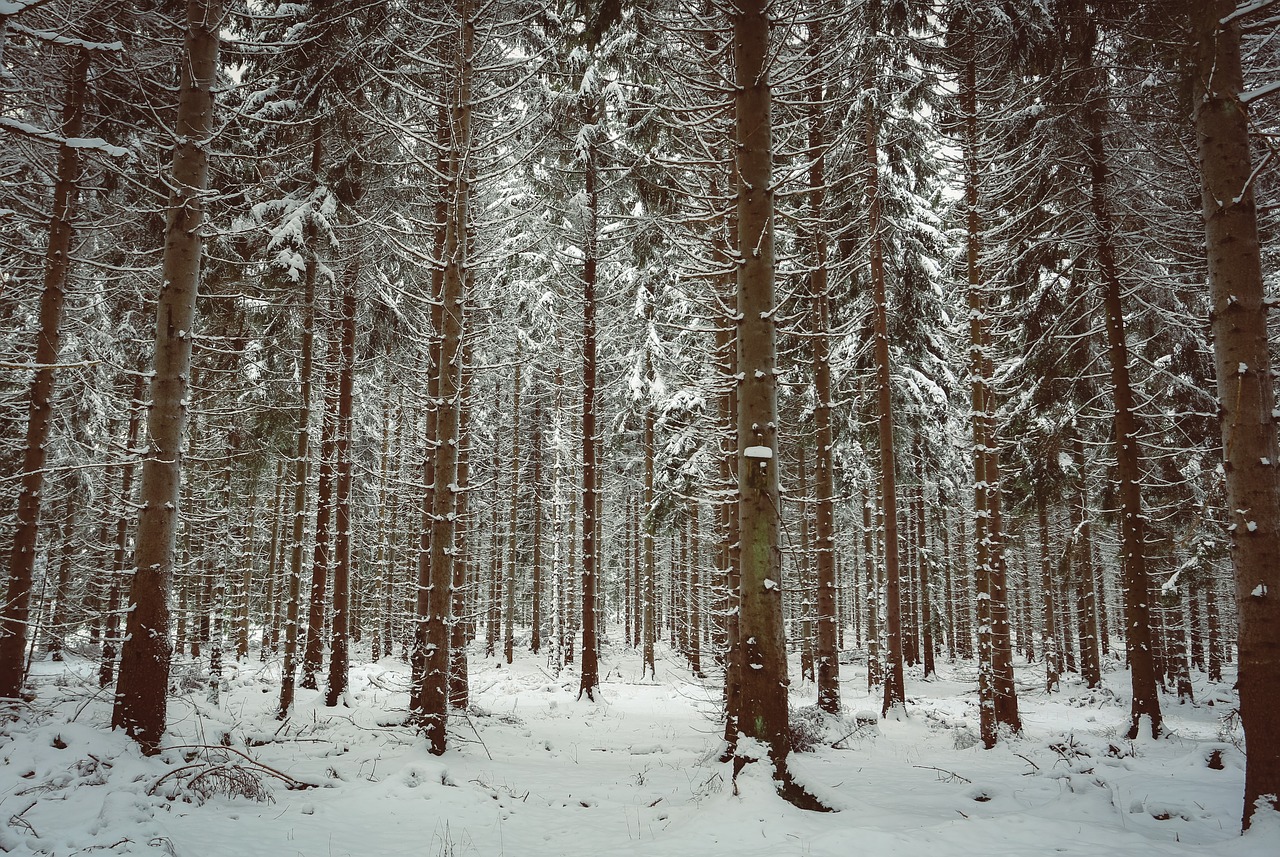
[869,78,906,720]
[806,29,839,711]
[1086,65,1160,740]
[732,0,790,774]
[961,42,1019,745]
[0,47,90,699]
[411,4,472,753]
[579,108,601,698]
[325,262,358,707]
[112,0,220,751]
[277,133,322,719]
[301,325,339,690]
[1190,0,1280,828]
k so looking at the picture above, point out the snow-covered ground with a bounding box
[1,641,1273,857]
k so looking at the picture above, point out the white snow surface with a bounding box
[1,642,1270,857]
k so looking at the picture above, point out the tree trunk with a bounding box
[301,329,339,690]
[112,0,220,751]
[917,470,935,679]
[325,262,358,707]
[263,461,285,661]
[504,354,521,667]
[1191,0,1280,828]
[1075,443,1102,688]
[100,378,144,687]
[1086,68,1160,740]
[807,44,839,710]
[46,497,77,662]
[642,340,657,679]
[868,85,905,721]
[0,47,90,699]
[278,133,321,717]
[865,496,880,688]
[732,0,790,774]
[962,43,1019,745]
[1038,495,1060,691]
[449,340,474,708]
[531,407,544,654]
[412,5,472,754]
[689,502,702,675]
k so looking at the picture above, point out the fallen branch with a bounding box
[912,764,972,784]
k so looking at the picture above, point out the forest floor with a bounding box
[1,638,1274,857]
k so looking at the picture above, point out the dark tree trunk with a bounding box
[531,408,543,654]
[112,0,220,751]
[1086,68,1160,739]
[1190,0,1280,828]
[962,43,1019,745]
[100,378,144,687]
[868,84,905,721]
[277,133,322,719]
[412,5,472,753]
[917,472,935,679]
[301,333,339,691]
[0,48,90,699]
[325,263,358,707]
[578,92,601,700]
[732,0,791,777]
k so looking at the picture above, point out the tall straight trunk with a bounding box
[623,492,633,647]
[369,398,392,662]
[1191,0,1280,828]
[0,48,90,699]
[715,177,741,745]
[1085,68,1160,739]
[301,335,339,690]
[868,92,905,719]
[1075,441,1102,688]
[916,472,935,679]
[1206,574,1223,683]
[713,261,737,674]
[325,263,358,706]
[1189,582,1206,673]
[642,376,657,678]
[100,379,144,687]
[1095,540,1110,656]
[276,139,322,711]
[531,410,544,653]
[112,0,220,751]
[46,496,77,662]
[732,0,790,773]
[486,436,501,658]
[941,506,956,661]
[807,48,839,710]
[797,446,814,683]
[903,497,919,668]
[277,133,322,716]
[962,44,1019,744]
[263,461,285,660]
[1062,502,1080,674]
[449,341,474,708]
[412,6,472,753]
[1038,495,1060,691]
[504,355,521,666]
[234,473,257,662]
[689,502,702,675]
[865,496,880,688]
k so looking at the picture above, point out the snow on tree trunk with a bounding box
[1190,0,1280,830]
[0,47,89,700]
[112,0,221,752]
[732,0,789,775]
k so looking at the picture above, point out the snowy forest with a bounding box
[1,0,1279,854]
